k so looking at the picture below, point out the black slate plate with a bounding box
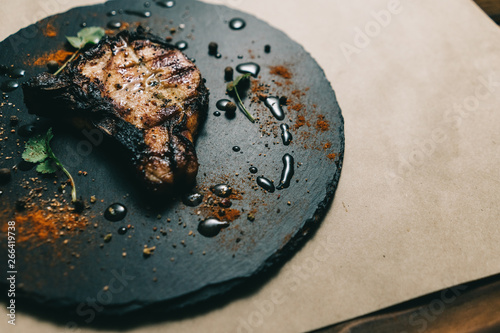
[0,0,344,315]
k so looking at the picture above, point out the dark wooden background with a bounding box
[314,2,500,332]
[475,0,500,23]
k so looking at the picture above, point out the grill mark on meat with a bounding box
[160,67,197,87]
[22,30,209,193]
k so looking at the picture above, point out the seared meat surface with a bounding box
[23,30,209,193]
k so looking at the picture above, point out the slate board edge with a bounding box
[0,0,346,316]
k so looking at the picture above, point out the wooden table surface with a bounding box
[314,273,500,333]
[313,2,500,332]
[474,0,500,23]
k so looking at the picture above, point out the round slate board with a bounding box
[0,0,344,315]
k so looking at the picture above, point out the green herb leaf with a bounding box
[22,128,78,202]
[36,159,58,174]
[56,27,105,76]
[226,73,255,123]
[78,26,105,45]
[45,127,54,142]
[66,27,105,49]
[227,73,251,92]
[22,129,52,163]
[66,36,84,49]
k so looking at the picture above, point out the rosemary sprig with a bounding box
[227,73,255,123]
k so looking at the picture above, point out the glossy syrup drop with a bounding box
[104,203,127,222]
[229,18,246,30]
[1,80,19,92]
[249,166,258,174]
[107,20,122,29]
[118,227,128,235]
[18,124,37,138]
[107,10,117,16]
[232,146,241,152]
[175,41,188,50]
[212,184,232,198]
[236,62,260,77]
[125,10,151,18]
[280,124,293,145]
[264,96,285,120]
[216,99,231,111]
[277,154,295,190]
[0,168,11,184]
[157,0,175,8]
[182,192,204,207]
[257,176,275,193]
[7,68,25,78]
[213,111,221,117]
[198,218,229,238]
[81,22,87,28]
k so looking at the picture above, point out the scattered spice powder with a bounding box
[200,187,243,223]
[323,142,332,150]
[44,22,58,38]
[295,115,307,129]
[213,208,241,222]
[291,89,305,98]
[251,80,270,103]
[291,103,304,112]
[315,115,330,132]
[1,203,87,245]
[104,22,130,36]
[143,246,156,257]
[30,49,75,67]
[327,153,337,161]
[270,65,292,79]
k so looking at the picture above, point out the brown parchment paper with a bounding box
[2,0,500,332]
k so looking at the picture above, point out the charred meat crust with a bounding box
[23,30,209,193]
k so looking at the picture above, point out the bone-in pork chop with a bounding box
[23,30,209,193]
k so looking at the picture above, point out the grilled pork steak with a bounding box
[23,30,209,193]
